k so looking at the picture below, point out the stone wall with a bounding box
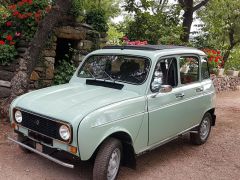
[29,23,106,90]
[0,23,106,101]
[211,75,240,93]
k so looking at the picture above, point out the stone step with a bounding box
[0,80,11,88]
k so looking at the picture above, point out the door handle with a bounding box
[175,93,185,98]
[196,87,204,92]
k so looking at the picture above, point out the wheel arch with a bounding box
[91,131,136,169]
[205,108,216,126]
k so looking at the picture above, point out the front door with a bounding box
[147,55,203,145]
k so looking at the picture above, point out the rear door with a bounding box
[178,55,204,127]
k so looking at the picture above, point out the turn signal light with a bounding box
[69,146,77,154]
[11,122,18,130]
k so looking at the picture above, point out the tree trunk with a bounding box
[1,0,72,118]
[181,6,194,42]
[223,28,239,64]
[179,0,209,43]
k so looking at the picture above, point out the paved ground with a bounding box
[0,91,240,180]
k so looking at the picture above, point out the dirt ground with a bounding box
[0,91,239,180]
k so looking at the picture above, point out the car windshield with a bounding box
[78,55,150,85]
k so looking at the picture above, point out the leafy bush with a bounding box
[53,59,76,85]
[0,44,17,65]
[85,8,108,32]
[70,0,83,17]
[225,48,240,70]
[126,11,182,44]
[54,46,77,85]
[0,0,51,44]
[202,49,223,73]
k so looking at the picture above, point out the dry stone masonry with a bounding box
[211,75,240,93]
[0,22,106,114]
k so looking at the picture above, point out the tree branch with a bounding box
[178,0,185,8]
[193,0,209,11]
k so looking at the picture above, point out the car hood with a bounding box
[15,83,139,125]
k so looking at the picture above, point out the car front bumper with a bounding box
[8,137,74,168]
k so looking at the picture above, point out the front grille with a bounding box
[20,110,65,142]
[29,130,53,145]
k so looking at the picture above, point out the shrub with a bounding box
[0,44,17,65]
[202,49,223,72]
[85,8,108,32]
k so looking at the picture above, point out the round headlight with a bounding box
[59,125,70,141]
[15,110,22,123]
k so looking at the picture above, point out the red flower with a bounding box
[9,41,15,45]
[15,32,21,37]
[28,0,33,5]
[217,50,221,54]
[6,21,12,27]
[8,4,17,11]
[209,57,213,62]
[214,57,219,62]
[13,11,20,16]
[26,12,33,17]
[18,1,24,7]
[22,0,28,3]
[143,41,148,45]
[212,50,217,54]
[6,35,13,41]
[0,40,5,45]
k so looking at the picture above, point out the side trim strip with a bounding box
[137,124,199,155]
[8,137,74,169]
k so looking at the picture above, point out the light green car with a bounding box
[9,45,216,180]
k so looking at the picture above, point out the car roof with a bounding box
[102,45,196,51]
[89,45,206,62]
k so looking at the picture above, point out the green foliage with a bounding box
[199,0,240,51]
[70,0,83,17]
[225,48,240,70]
[126,10,182,44]
[0,44,17,65]
[53,59,76,85]
[54,46,77,85]
[85,8,108,32]
[82,0,121,20]
[107,24,124,45]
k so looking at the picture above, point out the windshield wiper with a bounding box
[86,69,97,80]
[103,71,115,83]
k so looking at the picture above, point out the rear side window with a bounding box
[179,56,199,84]
[201,56,210,80]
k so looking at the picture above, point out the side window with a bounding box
[201,56,210,80]
[151,57,178,92]
[179,56,199,84]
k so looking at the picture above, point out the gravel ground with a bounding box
[0,91,239,180]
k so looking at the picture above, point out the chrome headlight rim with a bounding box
[59,124,71,142]
[14,110,23,123]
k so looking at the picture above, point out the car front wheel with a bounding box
[93,138,122,180]
[190,112,212,145]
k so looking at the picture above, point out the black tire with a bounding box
[17,134,35,153]
[93,138,122,180]
[190,112,212,145]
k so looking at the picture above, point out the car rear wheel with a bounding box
[17,134,36,153]
[93,138,122,180]
[190,112,212,145]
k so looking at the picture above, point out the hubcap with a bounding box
[107,148,121,180]
[200,117,210,140]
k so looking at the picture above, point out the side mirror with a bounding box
[159,85,173,93]
[151,85,173,98]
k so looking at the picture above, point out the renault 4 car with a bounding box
[9,45,216,180]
